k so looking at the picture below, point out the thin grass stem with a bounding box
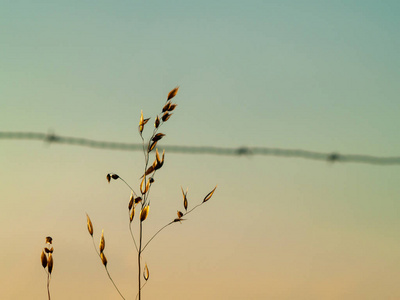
[91,237,125,300]
[141,221,174,253]
[47,272,51,300]
[129,222,139,253]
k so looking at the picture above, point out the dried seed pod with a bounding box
[173,218,185,223]
[203,186,217,203]
[106,173,111,183]
[111,174,119,180]
[155,149,161,165]
[177,211,183,219]
[149,177,154,183]
[143,165,154,177]
[47,253,53,274]
[161,112,172,122]
[134,197,142,204]
[140,177,149,194]
[41,250,47,268]
[154,116,160,128]
[143,264,149,281]
[161,150,165,164]
[130,206,135,223]
[139,110,150,134]
[181,186,188,211]
[154,149,165,170]
[139,110,144,133]
[148,140,157,152]
[152,133,165,142]
[167,87,179,100]
[162,101,171,113]
[45,237,53,244]
[99,230,105,253]
[129,192,134,210]
[100,252,107,267]
[128,198,134,210]
[140,206,149,222]
[167,103,177,112]
[86,214,93,236]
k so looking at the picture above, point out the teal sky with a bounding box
[1,1,400,299]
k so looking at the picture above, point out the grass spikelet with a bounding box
[86,214,94,236]
[41,250,47,268]
[129,192,134,210]
[140,177,149,194]
[203,186,217,203]
[162,101,171,113]
[161,112,172,122]
[152,133,165,142]
[99,230,105,253]
[101,252,107,267]
[130,206,135,223]
[47,253,53,274]
[167,87,179,100]
[140,206,149,222]
[167,103,177,112]
[143,264,149,281]
[181,186,188,211]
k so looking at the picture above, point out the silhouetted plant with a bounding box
[86,87,217,299]
[40,236,54,300]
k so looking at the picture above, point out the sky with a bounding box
[1,1,400,299]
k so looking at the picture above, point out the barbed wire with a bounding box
[1,131,399,165]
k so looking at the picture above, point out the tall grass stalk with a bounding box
[85,87,217,299]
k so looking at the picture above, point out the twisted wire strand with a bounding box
[1,131,399,165]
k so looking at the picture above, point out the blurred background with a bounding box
[1,1,400,299]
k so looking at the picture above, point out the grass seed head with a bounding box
[41,250,47,268]
[99,230,105,253]
[203,186,217,203]
[155,115,160,128]
[143,264,149,281]
[44,247,54,254]
[47,253,53,274]
[140,206,150,222]
[86,214,94,236]
[167,103,177,112]
[100,252,107,267]
[162,101,171,113]
[161,112,172,122]
[167,87,179,101]
[130,207,135,223]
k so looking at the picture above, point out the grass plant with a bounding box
[85,87,217,299]
[40,236,54,300]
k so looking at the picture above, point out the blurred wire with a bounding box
[1,131,399,165]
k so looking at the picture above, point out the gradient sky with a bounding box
[1,1,400,299]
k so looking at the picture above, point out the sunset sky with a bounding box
[1,1,400,299]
